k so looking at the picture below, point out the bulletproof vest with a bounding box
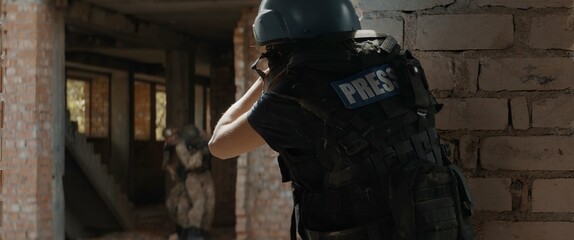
[265,34,475,240]
[186,141,211,173]
[181,126,211,173]
[271,35,444,189]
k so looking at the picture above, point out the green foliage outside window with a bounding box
[67,79,89,134]
[155,90,167,141]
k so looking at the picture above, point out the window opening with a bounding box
[155,85,167,141]
[134,81,152,140]
[66,70,110,138]
[66,79,90,134]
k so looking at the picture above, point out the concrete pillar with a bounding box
[166,51,189,129]
[165,48,197,129]
[110,71,130,191]
[51,1,66,239]
[209,49,237,231]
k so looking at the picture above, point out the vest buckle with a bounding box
[416,108,428,118]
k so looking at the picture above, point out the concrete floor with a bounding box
[83,205,235,240]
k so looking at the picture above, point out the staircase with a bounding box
[65,115,135,230]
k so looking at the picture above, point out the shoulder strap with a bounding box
[391,50,432,117]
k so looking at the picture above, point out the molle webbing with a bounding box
[284,49,445,191]
[392,165,461,240]
[275,38,459,240]
[322,128,443,189]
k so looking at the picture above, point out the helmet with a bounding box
[181,124,201,143]
[252,0,361,46]
[162,127,178,138]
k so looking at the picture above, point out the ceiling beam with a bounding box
[66,29,125,48]
[66,0,195,49]
[83,0,260,14]
[66,51,165,76]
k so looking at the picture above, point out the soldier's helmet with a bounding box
[181,124,201,143]
[162,127,178,138]
[252,0,361,46]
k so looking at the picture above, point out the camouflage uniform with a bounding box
[164,126,215,239]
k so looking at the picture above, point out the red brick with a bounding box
[532,179,574,212]
[3,1,56,238]
[480,58,574,91]
[0,102,3,129]
[468,178,512,211]
[415,14,513,50]
[481,136,574,170]
[357,0,455,11]
[510,97,529,130]
[483,221,574,240]
[0,66,3,93]
[435,98,508,130]
[475,0,573,8]
[530,15,574,50]
[532,95,574,128]
[234,10,294,239]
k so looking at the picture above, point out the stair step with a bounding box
[66,117,135,230]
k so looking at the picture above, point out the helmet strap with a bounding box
[250,53,269,80]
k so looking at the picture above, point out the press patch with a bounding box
[330,64,400,109]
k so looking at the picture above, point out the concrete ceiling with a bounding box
[82,0,261,42]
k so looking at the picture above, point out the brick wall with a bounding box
[209,50,238,232]
[234,0,574,239]
[90,76,109,137]
[0,0,4,236]
[355,0,574,239]
[1,1,57,239]
[233,8,293,240]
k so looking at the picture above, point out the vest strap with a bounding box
[304,217,391,240]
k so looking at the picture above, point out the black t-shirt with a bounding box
[247,64,381,231]
[248,91,315,154]
[246,43,401,231]
[247,65,351,178]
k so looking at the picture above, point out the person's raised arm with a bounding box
[209,78,266,159]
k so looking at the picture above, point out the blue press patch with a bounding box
[330,64,401,109]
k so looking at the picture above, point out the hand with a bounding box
[163,143,170,151]
[167,168,177,181]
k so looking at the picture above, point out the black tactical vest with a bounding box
[254,33,475,240]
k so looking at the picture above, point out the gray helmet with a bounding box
[181,124,201,143]
[253,0,361,46]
